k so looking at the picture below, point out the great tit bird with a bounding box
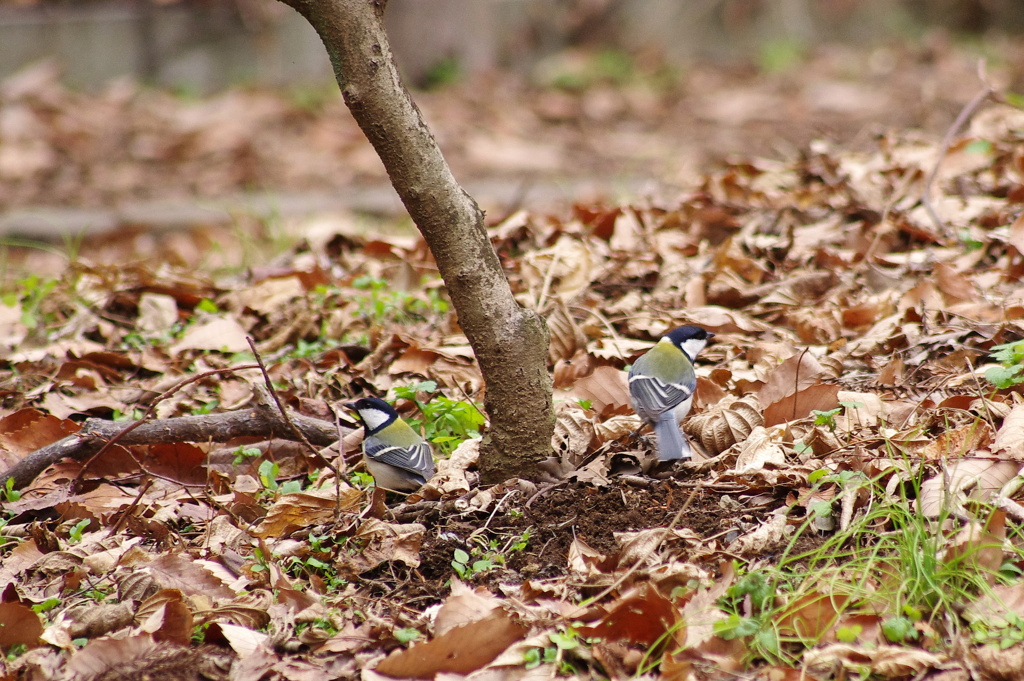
[347,397,435,492]
[628,325,714,461]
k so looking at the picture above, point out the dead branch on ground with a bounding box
[1,399,340,491]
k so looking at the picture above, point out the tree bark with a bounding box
[276,0,554,483]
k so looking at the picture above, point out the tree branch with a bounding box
[1,405,338,491]
[276,0,554,483]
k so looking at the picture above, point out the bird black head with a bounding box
[346,397,398,433]
[664,325,714,361]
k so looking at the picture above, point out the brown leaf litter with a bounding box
[3,42,1024,681]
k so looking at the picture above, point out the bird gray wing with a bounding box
[628,372,695,421]
[364,436,435,478]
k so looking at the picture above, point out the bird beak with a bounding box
[337,402,361,428]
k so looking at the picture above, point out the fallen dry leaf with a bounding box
[994,404,1024,460]
[918,459,1022,517]
[575,584,679,647]
[803,643,944,678]
[684,394,762,456]
[0,601,43,649]
[762,382,841,427]
[375,609,528,678]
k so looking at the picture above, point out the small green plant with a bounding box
[112,408,146,422]
[810,469,869,490]
[522,644,554,669]
[258,460,279,491]
[2,274,59,330]
[451,548,495,580]
[881,611,920,643]
[972,611,1024,649]
[986,340,1024,388]
[285,535,349,592]
[835,624,862,643]
[714,569,783,661]
[507,529,531,553]
[287,82,337,113]
[67,518,92,544]
[296,618,339,637]
[726,570,775,612]
[232,445,263,466]
[523,628,584,674]
[959,228,985,252]
[714,613,762,640]
[291,554,331,574]
[191,399,219,416]
[1,477,21,503]
[289,337,331,360]
[392,381,484,454]
[194,298,219,314]
[257,460,303,495]
[192,622,209,644]
[811,407,842,431]
[810,401,863,433]
[121,330,155,351]
[5,643,27,660]
[250,547,271,574]
[352,275,448,325]
[965,139,993,155]
[349,470,374,489]
[308,534,331,553]
[82,584,112,602]
[550,49,634,91]
[31,597,60,614]
[279,480,302,495]
[394,627,422,644]
[451,530,530,581]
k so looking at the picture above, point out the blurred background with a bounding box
[0,0,1021,265]
[1,0,1022,91]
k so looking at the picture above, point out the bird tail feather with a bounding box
[654,416,691,461]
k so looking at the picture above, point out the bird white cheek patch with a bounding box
[680,337,707,360]
[360,408,391,431]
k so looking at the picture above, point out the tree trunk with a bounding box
[276,0,554,483]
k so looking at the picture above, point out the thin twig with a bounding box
[921,61,994,233]
[571,304,628,362]
[447,379,486,426]
[480,489,518,532]
[491,179,534,226]
[964,354,997,430]
[247,337,320,458]
[536,246,562,312]
[105,478,154,538]
[246,336,344,489]
[793,347,810,423]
